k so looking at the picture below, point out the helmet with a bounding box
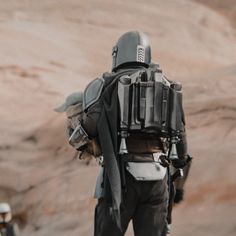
[112,31,151,71]
[0,203,12,223]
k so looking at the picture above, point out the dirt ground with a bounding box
[0,0,235,235]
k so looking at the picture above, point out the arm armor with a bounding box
[69,122,89,149]
[175,129,192,190]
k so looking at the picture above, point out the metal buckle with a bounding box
[153,152,162,162]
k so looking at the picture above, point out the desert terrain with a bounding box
[0,0,235,235]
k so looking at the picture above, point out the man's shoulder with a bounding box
[83,72,116,110]
[83,76,104,111]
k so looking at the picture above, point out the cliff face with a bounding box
[0,0,235,235]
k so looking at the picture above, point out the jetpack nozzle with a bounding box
[119,137,128,154]
[169,143,178,160]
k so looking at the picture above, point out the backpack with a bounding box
[117,64,185,139]
[83,64,185,140]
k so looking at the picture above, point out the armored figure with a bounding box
[58,31,192,236]
[0,203,19,236]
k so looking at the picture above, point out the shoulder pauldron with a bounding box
[83,77,105,110]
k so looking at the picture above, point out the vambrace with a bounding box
[69,122,89,150]
[176,130,187,159]
[174,159,192,193]
[174,128,192,190]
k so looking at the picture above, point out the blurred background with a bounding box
[0,0,235,235]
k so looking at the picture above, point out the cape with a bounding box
[97,69,139,229]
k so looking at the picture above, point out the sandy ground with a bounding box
[0,0,236,235]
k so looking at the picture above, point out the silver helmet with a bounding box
[0,203,12,223]
[112,31,151,71]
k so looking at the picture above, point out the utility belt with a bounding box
[122,152,164,162]
[122,152,167,181]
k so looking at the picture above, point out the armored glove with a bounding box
[171,154,192,169]
[174,188,184,203]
